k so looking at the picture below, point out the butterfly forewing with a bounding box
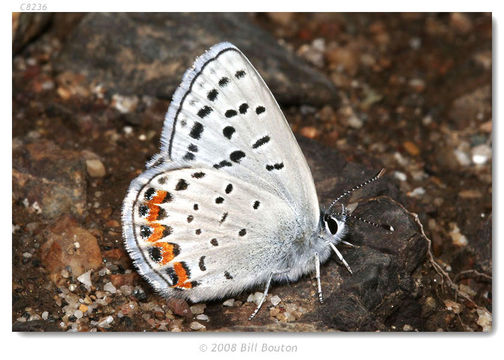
[158,43,318,221]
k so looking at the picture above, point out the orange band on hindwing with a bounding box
[172,262,193,289]
[152,242,180,265]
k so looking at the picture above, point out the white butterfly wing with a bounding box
[123,161,300,301]
[123,42,321,301]
[153,42,319,224]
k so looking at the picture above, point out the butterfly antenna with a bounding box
[345,213,395,232]
[326,168,386,214]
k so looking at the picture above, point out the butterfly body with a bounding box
[122,42,350,309]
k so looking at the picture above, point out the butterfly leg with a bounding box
[314,252,323,303]
[248,273,273,320]
[248,269,292,320]
[341,240,357,247]
[327,242,353,274]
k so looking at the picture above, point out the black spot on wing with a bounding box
[214,160,232,169]
[148,246,162,263]
[183,152,195,161]
[219,212,228,224]
[187,215,194,223]
[266,162,284,171]
[140,225,152,239]
[253,200,260,209]
[207,89,218,101]
[144,188,155,200]
[224,271,233,279]
[239,103,249,114]
[138,204,149,217]
[223,126,235,139]
[157,208,167,220]
[230,150,245,163]
[195,229,202,235]
[192,171,205,179]
[188,144,198,152]
[225,184,233,194]
[193,204,199,211]
[225,110,237,118]
[235,70,246,79]
[210,238,219,246]
[219,77,230,87]
[256,106,266,115]
[199,256,206,271]
[175,179,188,191]
[197,106,212,118]
[239,229,247,237]
[215,197,224,204]
[162,226,173,237]
[189,122,204,139]
[252,135,270,149]
[166,267,178,285]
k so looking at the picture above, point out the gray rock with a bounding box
[55,13,339,107]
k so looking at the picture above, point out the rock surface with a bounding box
[55,13,339,107]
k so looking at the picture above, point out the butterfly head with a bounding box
[320,204,348,244]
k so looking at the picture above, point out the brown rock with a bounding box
[86,159,106,178]
[40,216,102,282]
[403,141,420,156]
[299,126,320,139]
[325,46,359,75]
[109,273,138,288]
[166,298,192,318]
[12,139,87,219]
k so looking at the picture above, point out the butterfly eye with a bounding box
[326,216,338,235]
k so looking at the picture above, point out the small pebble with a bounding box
[196,314,209,321]
[444,299,462,314]
[270,295,282,306]
[86,159,106,178]
[394,171,407,182]
[112,94,139,114]
[247,292,264,305]
[190,321,206,331]
[408,187,425,198]
[98,315,114,328]
[299,126,320,139]
[104,282,117,294]
[476,308,492,332]
[449,223,468,247]
[77,270,92,288]
[403,324,414,331]
[41,311,49,320]
[68,284,77,291]
[471,144,491,165]
[222,298,235,307]
[347,115,363,129]
[454,149,471,166]
[403,141,420,156]
[74,310,83,319]
[190,303,206,315]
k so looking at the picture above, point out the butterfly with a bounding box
[122,42,392,320]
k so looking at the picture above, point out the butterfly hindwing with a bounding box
[123,160,299,301]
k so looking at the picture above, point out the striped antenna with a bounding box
[345,213,395,232]
[326,168,386,214]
